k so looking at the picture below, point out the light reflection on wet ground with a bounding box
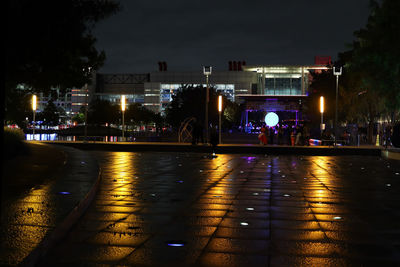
[0,184,55,265]
[40,152,400,266]
[1,145,99,266]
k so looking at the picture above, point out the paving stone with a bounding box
[38,153,400,266]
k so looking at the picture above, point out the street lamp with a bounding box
[121,95,126,141]
[320,96,325,139]
[333,66,342,146]
[203,66,212,144]
[83,66,92,143]
[32,95,37,140]
[218,95,222,144]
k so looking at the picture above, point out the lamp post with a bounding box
[203,66,212,144]
[320,96,325,139]
[32,95,37,140]
[121,95,126,141]
[333,66,342,146]
[83,66,92,143]
[218,95,222,144]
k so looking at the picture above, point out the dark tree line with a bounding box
[84,99,163,128]
[6,0,120,95]
[307,0,400,144]
[165,85,242,130]
[5,0,121,129]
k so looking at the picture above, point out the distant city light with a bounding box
[265,112,279,127]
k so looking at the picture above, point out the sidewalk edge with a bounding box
[20,167,102,267]
[382,149,400,160]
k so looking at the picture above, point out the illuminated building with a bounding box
[86,59,330,126]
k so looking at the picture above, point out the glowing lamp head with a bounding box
[218,95,222,112]
[203,66,212,75]
[333,66,342,76]
[121,95,126,111]
[32,95,37,111]
[265,112,279,127]
[320,96,324,113]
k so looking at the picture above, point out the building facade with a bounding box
[70,60,331,128]
[90,63,328,110]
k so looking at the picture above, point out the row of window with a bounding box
[98,94,144,103]
[265,78,304,96]
[160,84,235,90]
[159,88,235,103]
[265,89,302,96]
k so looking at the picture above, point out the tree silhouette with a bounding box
[347,0,400,123]
[40,99,60,126]
[87,99,119,125]
[165,85,240,130]
[6,0,120,95]
[125,103,165,130]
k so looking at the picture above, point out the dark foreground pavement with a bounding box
[0,142,100,266]
[38,151,400,266]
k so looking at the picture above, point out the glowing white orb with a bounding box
[265,112,279,127]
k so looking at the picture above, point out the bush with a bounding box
[3,127,29,159]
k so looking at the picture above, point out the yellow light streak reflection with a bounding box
[109,152,136,182]
[306,156,348,223]
[9,184,52,264]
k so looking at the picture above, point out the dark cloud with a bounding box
[94,0,371,73]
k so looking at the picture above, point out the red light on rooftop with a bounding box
[315,56,332,66]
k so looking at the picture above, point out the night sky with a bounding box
[94,0,371,73]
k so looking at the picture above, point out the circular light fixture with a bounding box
[265,112,279,127]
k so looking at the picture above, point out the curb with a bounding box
[381,149,400,161]
[20,161,102,267]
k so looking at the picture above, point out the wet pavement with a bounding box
[43,141,382,156]
[0,144,100,266]
[39,152,400,266]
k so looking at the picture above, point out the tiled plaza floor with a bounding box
[39,152,400,266]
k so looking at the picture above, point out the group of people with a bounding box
[258,124,310,146]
